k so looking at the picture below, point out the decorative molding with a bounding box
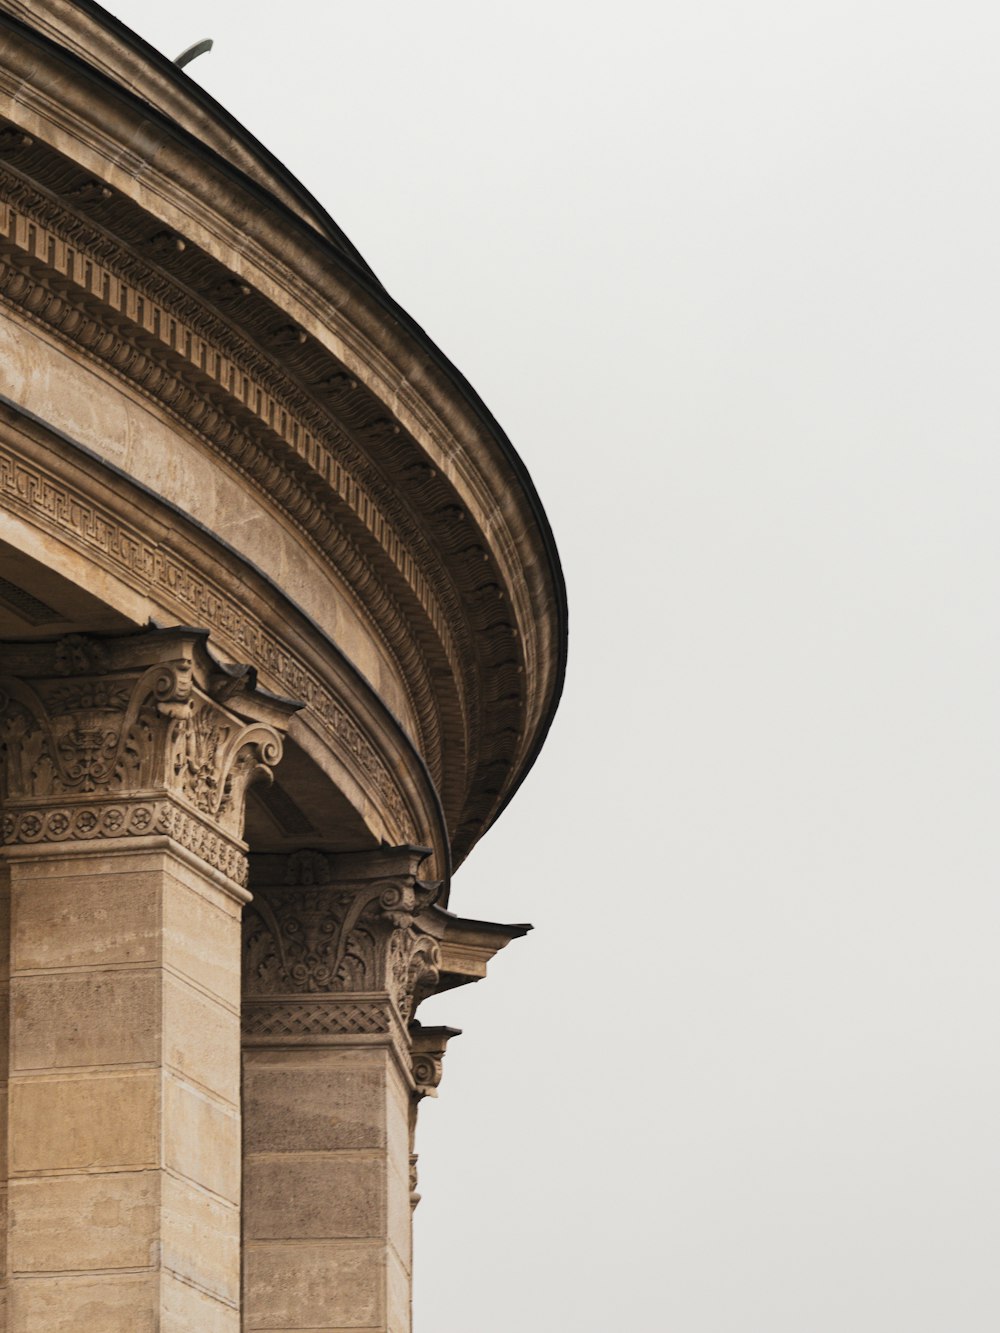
[0,174,461,776]
[0,629,286,880]
[0,132,535,853]
[0,796,249,884]
[409,1152,421,1210]
[406,1024,461,1210]
[244,856,443,1025]
[0,432,419,842]
[241,996,396,1040]
[409,1022,461,1099]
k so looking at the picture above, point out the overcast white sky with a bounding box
[104,3,1000,1329]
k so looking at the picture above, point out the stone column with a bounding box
[241,848,451,1333]
[0,630,291,1332]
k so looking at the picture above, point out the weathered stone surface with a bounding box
[9,1072,159,1173]
[161,1173,239,1305]
[9,1172,159,1272]
[163,1075,241,1205]
[243,1059,390,1154]
[163,870,243,1009]
[11,868,160,970]
[0,3,564,1328]
[163,974,241,1105]
[10,1273,158,1332]
[245,1242,383,1329]
[160,1272,239,1333]
[245,1156,386,1240]
[11,969,160,1072]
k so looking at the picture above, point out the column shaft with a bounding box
[241,850,442,1333]
[0,629,292,1331]
[243,1034,413,1332]
[7,845,242,1330]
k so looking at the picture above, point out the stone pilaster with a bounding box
[241,848,444,1333]
[0,629,292,1332]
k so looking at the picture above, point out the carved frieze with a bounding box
[0,629,289,883]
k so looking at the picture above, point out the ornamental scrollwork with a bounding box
[244,871,442,1022]
[0,631,288,861]
[409,1022,460,1100]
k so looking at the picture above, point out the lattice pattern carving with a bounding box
[241,998,394,1039]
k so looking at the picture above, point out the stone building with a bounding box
[0,3,566,1328]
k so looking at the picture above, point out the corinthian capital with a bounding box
[243,847,443,1023]
[0,628,295,882]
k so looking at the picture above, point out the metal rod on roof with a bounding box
[175,38,214,69]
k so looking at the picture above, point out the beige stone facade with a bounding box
[0,4,565,1327]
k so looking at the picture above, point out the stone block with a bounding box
[244,1241,383,1328]
[243,1058,388,1154]
[245,1155,386,1240]
[163,872,241,1008]
[160,1270,238,1333]
[161,1173,239,1304]
[163,973,239,1105]
[9,1071,159,1173]
[387,1247,411,1333]
[0,1080,8,1181]
[9,1172,158,1272]
[9,1272,157,1331]
[10,970,158,1071]
[387,1156,412,1272]
[11,870,160,971]
[0,872,11,984]
[386,1069,411,1179]
[163,1074,240,1204]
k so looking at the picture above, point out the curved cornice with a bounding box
[0,3,567,867]
[0,0,370,265]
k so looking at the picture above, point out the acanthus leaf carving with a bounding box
[244,864,442,1022]
[0,631,287,863]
